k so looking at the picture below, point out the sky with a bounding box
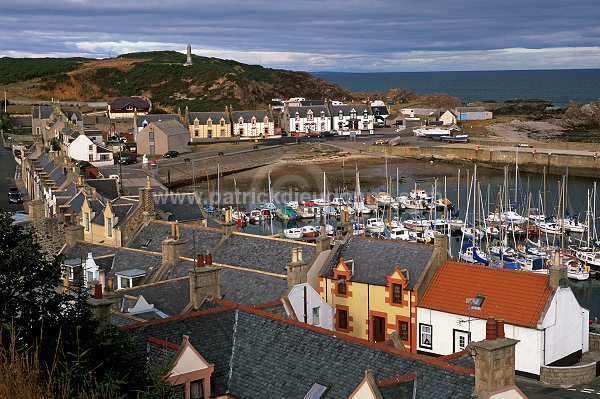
[1,0,599,72]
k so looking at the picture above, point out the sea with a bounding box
[313,69,600,107]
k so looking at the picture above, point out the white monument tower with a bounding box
[184,44,193,66]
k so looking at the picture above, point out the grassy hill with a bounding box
[0,51,350,111]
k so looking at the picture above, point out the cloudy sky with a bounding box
[1,0,599,72]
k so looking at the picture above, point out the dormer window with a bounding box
[295,112,300,121]
[251,117,256,125]
[238,117,244,125]
[363,109,368,118]
[194,119,199,128]
[84,212,90,231]
[220,119,225,126]
[263,116,269,123]
[337,276,347,295]
[106,217,113,238]
[116,269,146,289]
[307,110,314,121]
[207,119,212,127]
[350,108,357,119]
[320,111,325,119]
[126,105,134,111]
[338,110,343,119]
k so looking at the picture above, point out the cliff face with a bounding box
[0,51,350,111]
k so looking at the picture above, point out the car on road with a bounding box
[8,187,22,204]
[163,150,180,158]
[374,139,389,145]
[119,155,137,165]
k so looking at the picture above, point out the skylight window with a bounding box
[303,382,329,399]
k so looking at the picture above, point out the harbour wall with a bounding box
[370,145,600,178]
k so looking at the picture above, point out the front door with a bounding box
[453,329,471,352]
[373,316,386,343]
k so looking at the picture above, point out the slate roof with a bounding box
[213,233,316,274]
[322,237,434,289]
[124,306,474,398]
[331,104,371,116]
[300,100,325,106]
[118,278,190,316]
[287,105,331,118]
[231,110,271,121]
[110,311,143,327]
[127,221,223,256]
[371,106,390,116]
[32,106,53,119]
[109,96,150,110]
[419,261,553,328]
[64,191,85,214]
[150,120,189,136]
[62,242,162,278]
[137,114,180,128]
[87,179,119,200]
[188,112,230,124]
[154,193,204,222]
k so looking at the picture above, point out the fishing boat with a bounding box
[441,134,468,143]
[517,256,549,273]
[414,127,457,138]
[331,197,347,206]
[366,218,385,234]
[283,228,303,240]
[301,225,319,238]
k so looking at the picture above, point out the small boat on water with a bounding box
[441,134,468,143]
[301,225,319,238]
[390,226,416,241]
[459,243,489,265]
[249,209,262,223]
[366,218,385,234]
[283,228,303,240]
[566,258,590,280]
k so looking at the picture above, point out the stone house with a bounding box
[136,120,190,157]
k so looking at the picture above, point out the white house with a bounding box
[417,261,589,378]
[63,252,101,287]
[283,105,331,135]
[67,134,114,167]
[231,110,276,138]
[440,110,458,125]
[331,105,373,135]
[287,283,334,330]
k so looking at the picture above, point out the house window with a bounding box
[251,117,256,125]
[350,109,357,119]
[363,110,368,119]
[149,131,154,141]
[264,116,269,123]
[251,127,257,135]
[338,309,348,330]
[89,154,94,161]
[194,130,199,137]
[190,380,204,399]
[220,129,225,137]
[320,122,325,130]
[119,276,131,289]
[238,128,244,135]
[84,212,90,231]
[88,144,94,151]
[149,145,155,156]
[320,111,325,119]
[100,154,110,161]
[220,119,225,126]
[207,130,212,138]
[392,284,403,304]
[399,320,409,341]
[194,119,199,128]
[264,127,269,135]
[363,121,369,129]
[419,324,432,349]
[312,307,320,326]
[337,276,347,295]
[126,105,134,111]
[307,111,314,121]
[207,119,212,127]
[106,217,113,237]
[295,123,300,131]
[238,118,244,125]
[87,271,94,284]
[295,112,300,121]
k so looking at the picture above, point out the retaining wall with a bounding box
[540,362,597,387]
[371,145,600,178]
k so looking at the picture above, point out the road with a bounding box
[517,377,600,398]
[0,147,25,211]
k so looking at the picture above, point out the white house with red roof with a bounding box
[417,260,589,378]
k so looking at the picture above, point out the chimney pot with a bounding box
[94,284,103,299]
[297,247,303,262]
[486,317,497,340]
[197,254,204,267]
[496,319,505,339]
[206,253,212,266]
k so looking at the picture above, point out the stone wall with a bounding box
[25,218,67,257]
[589,334,600,351]
[540,362,597,387]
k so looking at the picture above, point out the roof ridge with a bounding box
[376,372,417,387]
[147,336,180,351]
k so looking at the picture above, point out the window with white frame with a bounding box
[251,117,256,125]
[238,118,244,125]
[295,112,300,121]
[350,109,357,119]
[419,324,432,349]
[106,217,113,237]
[207,119,212,127]
[312,307,320,326]
[307,110,314,121]
[194,119,199,128]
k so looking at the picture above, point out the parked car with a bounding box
[119,155,137,165]
[163,151,179,158]
[374,139,389,145]
[8,187,22,204]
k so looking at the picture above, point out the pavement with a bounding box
[517,376,600,398]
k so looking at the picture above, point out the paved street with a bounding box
[517,377,600,398]
[0,147,25,211]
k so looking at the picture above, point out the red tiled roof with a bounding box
[420,261,553,328]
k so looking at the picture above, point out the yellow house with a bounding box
[440,110,458,126]
[187,109,231,141]
[317,236,446,352]
[81,197,138,246]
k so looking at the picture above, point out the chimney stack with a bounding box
[161,224,187,267]
[189,263,221,309]
[316,226,330,254]
[550,250,567,289]
[140,177,155,221]
[287,246,309,289]
[468,317,519,398]
[197,254,205,267]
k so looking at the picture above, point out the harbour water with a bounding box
[190,159,600,318]
[314,69,600,107]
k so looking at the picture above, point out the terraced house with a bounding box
[231,109,274,138]
[187,108,231,140]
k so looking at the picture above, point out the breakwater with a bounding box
[371,144,600,178]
